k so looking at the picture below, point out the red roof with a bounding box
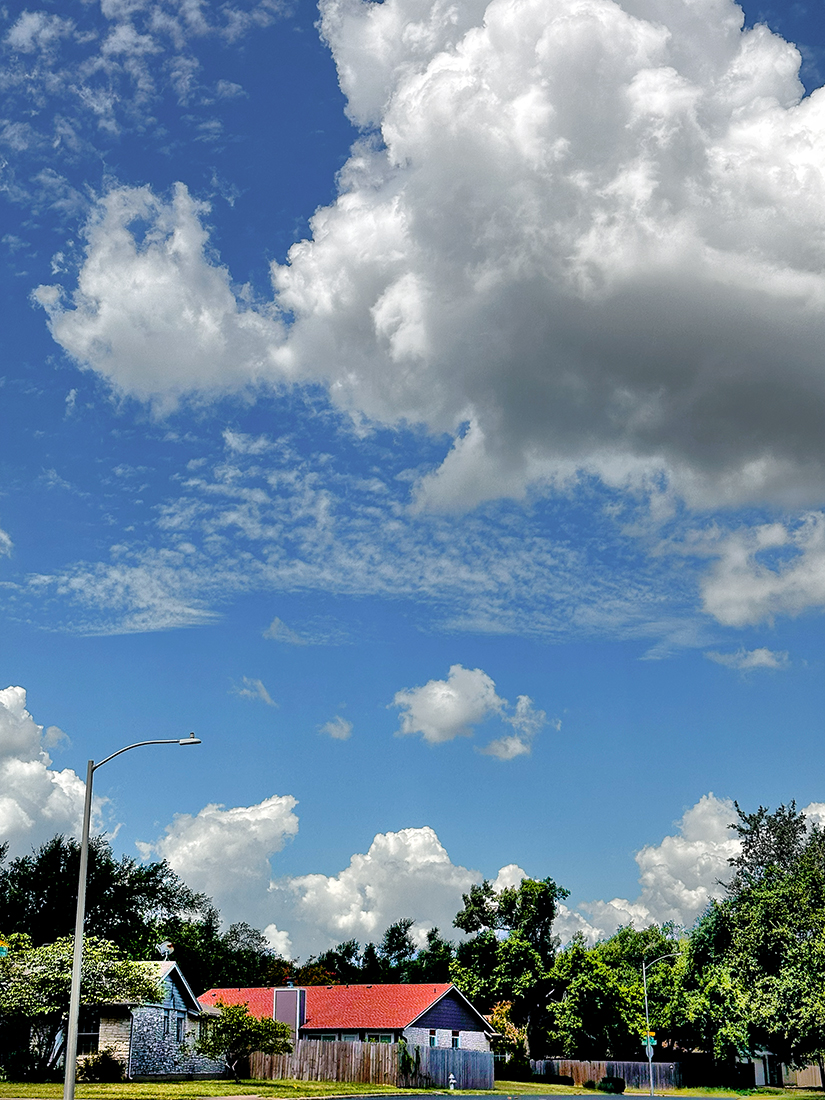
[198,987,274,1018]
[198,983,453,1029]
[303,984,452,1030]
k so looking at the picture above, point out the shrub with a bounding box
[75,1048,125,1082]
[583,1080,597,1090]
[597,1075,626,1093]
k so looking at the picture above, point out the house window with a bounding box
[367,1034,392,1043]
[176,1014,186,1042]
[342,1033,359,1042]
[77,1009,99,1056]
[429,1030,436,1048]
[452,1031,460,1049]
[320,1034,337,1042]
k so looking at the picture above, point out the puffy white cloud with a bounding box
[319,715,353,740]
[705,646,790,670]
[39,0,825,526]
[393,664,548,756]
[0,686,93,857]
[557,793,740,942]
[34,184,284,408]
[0,523,12,557]
[233,676,278,706]
[273,825,504,954]
[139,794,299,918]
[700,513,825,626]
[393,664,504,744]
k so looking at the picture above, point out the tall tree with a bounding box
[451,876,568,1056]
[0,835,207,956]
[726,801,809,894]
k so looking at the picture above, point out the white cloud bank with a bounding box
[392,664,548,757]
[36,0,825,522]
[140,785,760,957]
[0,686,92,857]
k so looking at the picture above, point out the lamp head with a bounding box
[179,733,202,745]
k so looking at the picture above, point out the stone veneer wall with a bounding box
[128,1007,224,1077]
[403,1026,490,1052]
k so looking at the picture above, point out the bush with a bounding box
[75,1048,125,1082]
[597,1075,626,1094]
[583,1081,597,1090]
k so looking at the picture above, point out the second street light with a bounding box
[62,732,202,1100]
[641,951,679,1097]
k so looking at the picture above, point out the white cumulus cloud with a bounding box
[273,825,515,956]
[34,183,284,408]
[138,793,299,919]
[393,664,548,756]
[556,793,741,942]
[0,685,93,857]
[37,0,825,527]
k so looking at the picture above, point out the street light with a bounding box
[63,733,202,1100]
[641,951,679,1098]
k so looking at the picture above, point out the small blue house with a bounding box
[85,961,224,1079]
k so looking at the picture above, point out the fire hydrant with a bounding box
[449,1074,456,1091]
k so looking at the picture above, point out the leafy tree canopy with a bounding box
[0,932,161,1079]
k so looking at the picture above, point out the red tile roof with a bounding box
[198,983,453,1029]
[303,984,453,1030]
[198,987,274,1018]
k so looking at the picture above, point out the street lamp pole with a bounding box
[641,952,678,1098]
[62,734,201,1100]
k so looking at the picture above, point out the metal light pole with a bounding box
[641,951,678,1097]
[62,733,201,1100]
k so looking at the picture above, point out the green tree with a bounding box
[0,932,161,1079]
[726,801,809,895]
[546,936,644,1059]
[409,928,455,982]
[451,877,568,1056]
[0,835,208,956]
[195,1001,292,1082]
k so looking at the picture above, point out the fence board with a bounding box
[250,1040,494,1090]
[531,1059,681,1090]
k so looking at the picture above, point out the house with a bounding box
[198,982,496,1052]
[80,961,224,1079]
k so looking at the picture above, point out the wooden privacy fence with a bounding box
[414,1046,495,1090]
[531,1059,682,1090]
[250,1040,494,1090]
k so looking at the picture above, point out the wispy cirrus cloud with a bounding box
[233,676,278,706]
[705,647,790,671]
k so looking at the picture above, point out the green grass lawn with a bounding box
[0,1081,404,1099]
[1,1082,822,1100]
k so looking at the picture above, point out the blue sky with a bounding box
[2,0,825,960]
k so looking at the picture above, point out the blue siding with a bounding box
[414,991,487,1032]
